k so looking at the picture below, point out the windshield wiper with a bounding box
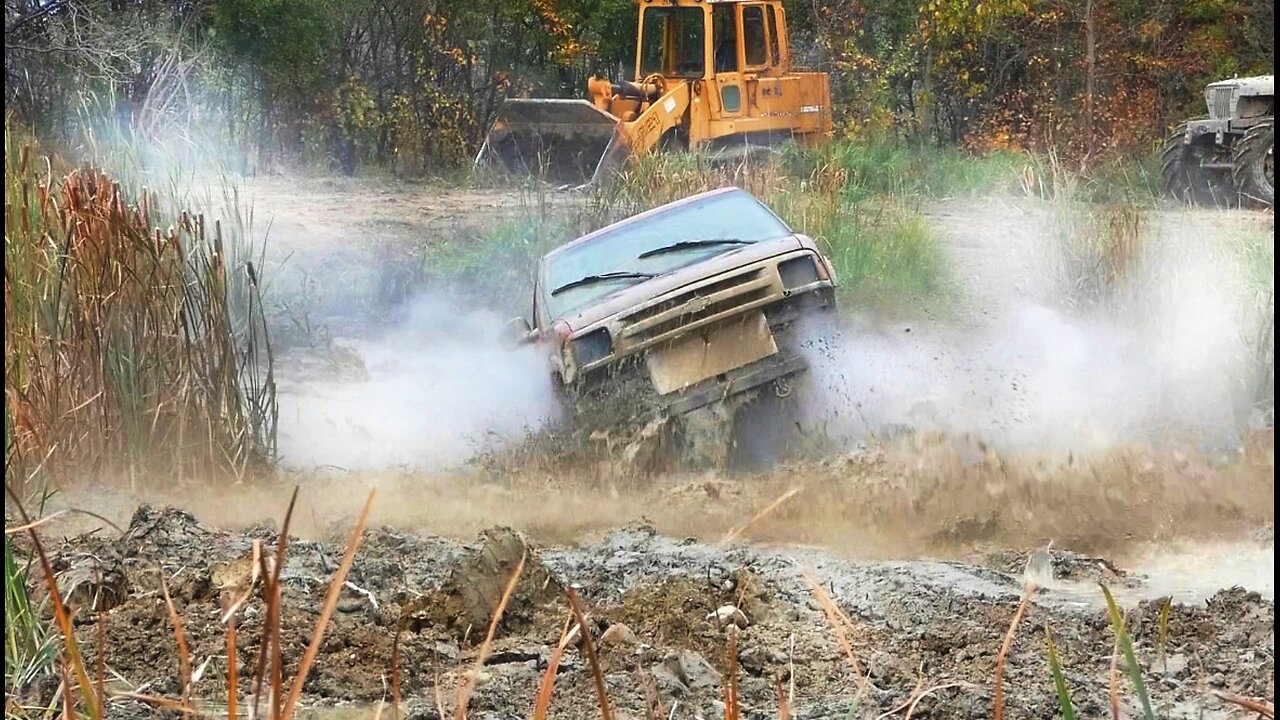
[637,238,752,259]
[551,271,657,296]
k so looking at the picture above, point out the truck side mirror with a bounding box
[507,316,537,345]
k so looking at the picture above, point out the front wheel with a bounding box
[1232,121,1274,208]
[1160,126,1234,207]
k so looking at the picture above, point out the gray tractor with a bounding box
[1161,75,1273,208]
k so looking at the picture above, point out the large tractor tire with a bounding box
[1161,125,1234,207]
[1232,120,1274,208]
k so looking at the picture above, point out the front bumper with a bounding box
[663,350,808,416]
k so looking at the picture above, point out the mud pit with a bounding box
[16,502,1272,719]
[14,181,1274,718]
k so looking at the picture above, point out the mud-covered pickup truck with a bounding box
[523,187,838,466]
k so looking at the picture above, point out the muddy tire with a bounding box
[728,378,807,471]
[1160,126,1234,207]
[1232,121,1274,208]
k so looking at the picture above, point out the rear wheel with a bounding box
[1160,126,1234,207]
[1232,120,1274,208]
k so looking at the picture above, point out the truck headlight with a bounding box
[778,256,821,290]
[570,328,612,367]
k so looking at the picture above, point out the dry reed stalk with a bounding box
[724,629,741,720]
[227,618,239,720]
[4,510,68,534]
[1213,691,1275,717]
[4,485,101,720]
[453,552,527,720]
[992,585,1033,720]
[533,616,576,720]
[391,625,403,719]
[220,539,262,624]
[800,569,866,689]
[719,487,802,545]
[567,588,615,720]
[250,487,298,720]
[159,573,193,713]
[96,606,107,709]
[904,681,970,719]
[281,489,377,718]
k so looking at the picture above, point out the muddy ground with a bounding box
[15,494,1273,719]
[10,180,1275,718]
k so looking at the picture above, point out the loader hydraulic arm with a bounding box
[618,81,692,156]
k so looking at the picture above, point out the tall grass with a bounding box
[782,141,1029,202]
[4,125,276,488]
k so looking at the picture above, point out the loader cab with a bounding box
[634,0,790,82]
[637,4,707,78]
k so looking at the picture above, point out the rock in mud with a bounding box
[653,649,722,693]
[599,622,640,648]
[707,604,750,629]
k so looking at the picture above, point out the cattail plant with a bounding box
[4,126,276,489]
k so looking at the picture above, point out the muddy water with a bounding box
[1125,539,1274,603]
[1023,538,1274,614]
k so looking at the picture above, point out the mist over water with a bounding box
[276,295,558,471]
[799,208,1268,456]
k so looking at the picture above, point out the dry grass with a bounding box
[5,485,375,719]
[992,585,1034,720]
[4,127,276,490]
[1214,691,1276,717]
[567,588,615,720]
[532,616,575,720]
[801,569,867,692]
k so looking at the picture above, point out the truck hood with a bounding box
[558,234,812,333]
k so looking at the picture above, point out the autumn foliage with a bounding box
[3,0,1273,171]
[802,0,1273,163]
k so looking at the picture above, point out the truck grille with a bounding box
[1212,87,1235,120]
[617,267,772,346]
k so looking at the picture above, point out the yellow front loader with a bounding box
[475,0,832,186]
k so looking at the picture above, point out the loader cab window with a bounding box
[767,6,781,66]
[639,7,705,78]
[742,5,768,67]
[713,5,737,73]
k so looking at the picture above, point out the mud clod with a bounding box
[404,526,562,643]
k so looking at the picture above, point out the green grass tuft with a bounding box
[1100,584,1155,720]
[1044,625,1078,720]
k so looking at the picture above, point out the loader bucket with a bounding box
[476,99,624,186]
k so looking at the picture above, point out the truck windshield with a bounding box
[543,189,792,318]
[639,6,706,78]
